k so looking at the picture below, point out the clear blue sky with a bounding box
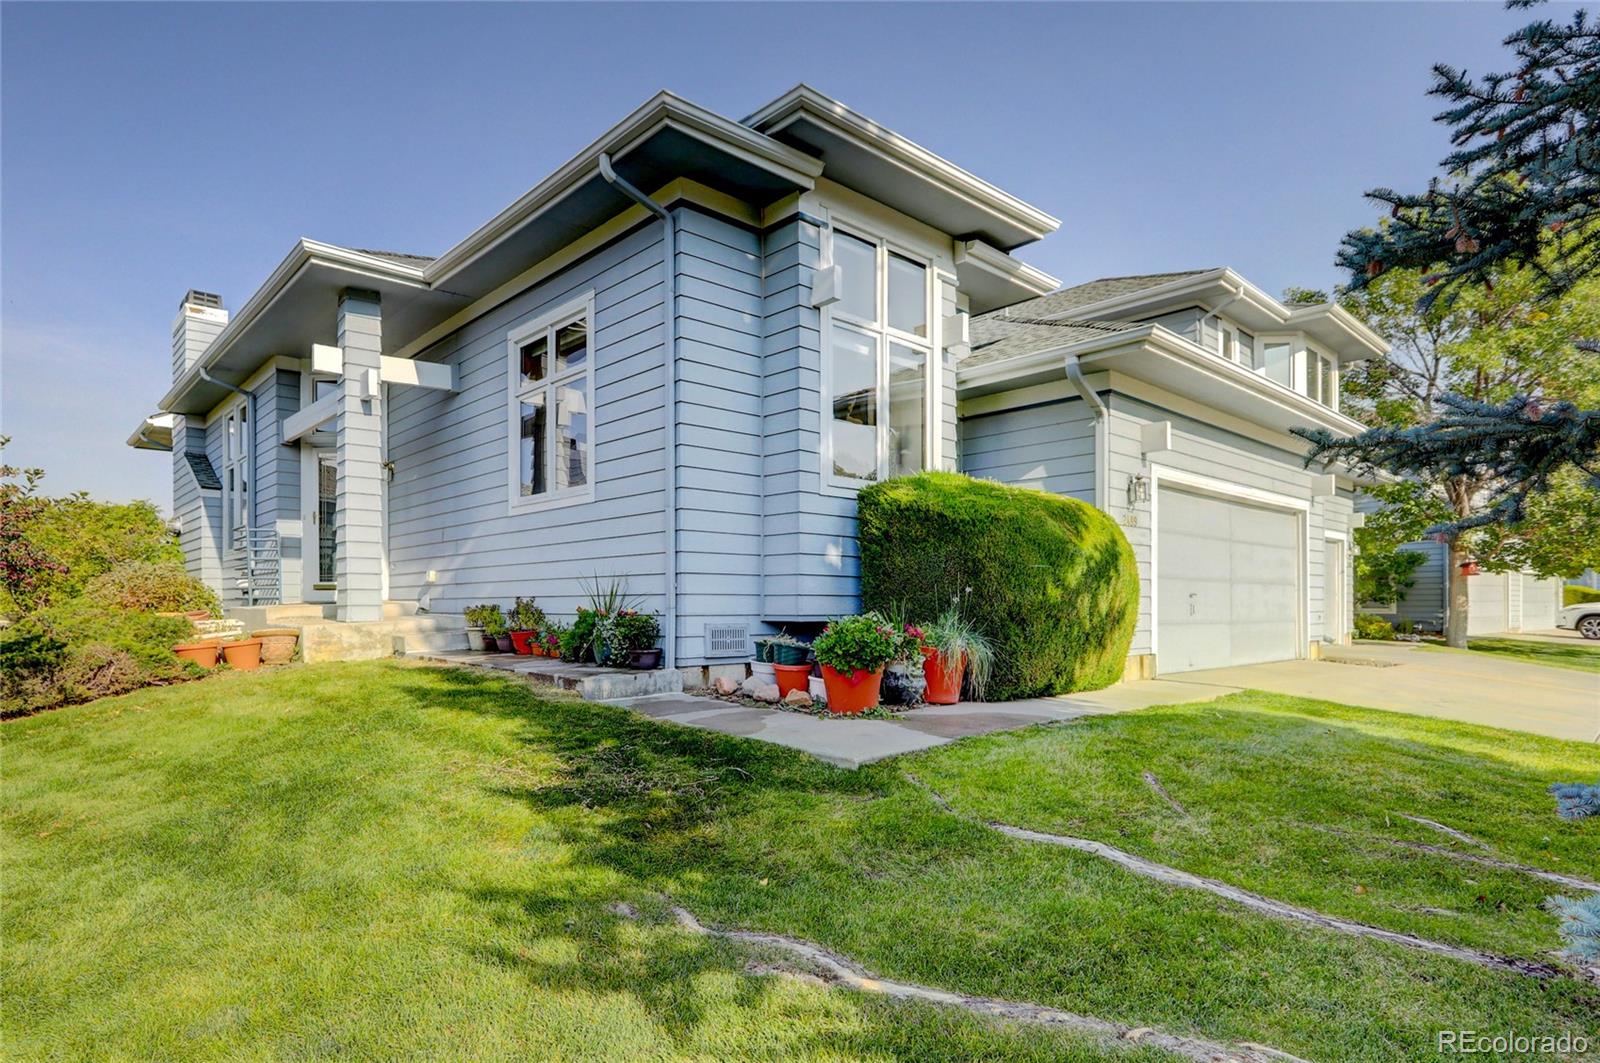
[1,1,1562,504]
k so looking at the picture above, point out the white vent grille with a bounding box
[704,623,750,658]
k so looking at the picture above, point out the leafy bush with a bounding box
[1353,613,1397,640]
[464,604,502,628]
[562,609,598,662]
[812,612,903,675]
[1565,585,1600,606]
[82,560,218,615]
[858,472,1138,699]
[1,602,193,715]
[612,610,661,651]
[508,597,545,634]
[0,630,67,716]
[3,485,180,614]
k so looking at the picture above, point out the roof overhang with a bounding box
[160,92,823,417]
[958,323,1371,440]
[954,240,1060,315]
[126,412,176,451]
[1034,267,1389,363]
[745,85,1059,252]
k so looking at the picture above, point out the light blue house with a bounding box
[130,87,1379,681]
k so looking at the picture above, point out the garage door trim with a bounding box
[1150,464,1310,665]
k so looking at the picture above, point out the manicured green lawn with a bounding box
[5,662,1597,1061]
[1421,634,1600,673]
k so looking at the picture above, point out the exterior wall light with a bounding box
[1127,474,1150,505]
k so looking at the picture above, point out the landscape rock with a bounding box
[751,683,781,703]
[713,676,739,696]
[738,675,765,697]
[782,689,813,708]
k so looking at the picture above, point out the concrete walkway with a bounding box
[612,678,1231,769]
[1174,641,1599,744]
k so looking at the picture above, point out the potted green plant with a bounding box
[612,610,662,669]
[482,608,512,653]
[579,575,641,665]
[507,597,546,655]
[810,612,902,714]
[917,605,995,704]
[463,604,499,651]
[541,622,568,658]
[562,609,597,662]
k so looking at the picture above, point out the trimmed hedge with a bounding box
[858,472,1138,699]
[1565,585,1600,607]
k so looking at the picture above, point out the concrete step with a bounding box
[416,650,683,701]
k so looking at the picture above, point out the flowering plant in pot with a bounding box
[463,604,500,652]
[612,610,662,669]
[810,612,901,714]
[916,605,994,704]
[507,597,546,656]
[482,609,513,653]
[540,622,568,658]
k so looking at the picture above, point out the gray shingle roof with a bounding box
[185,452,221,492]
[964,316,1140,369]
[997,270,1216,320]
[961,269,1217,372]
[347,248,435,267]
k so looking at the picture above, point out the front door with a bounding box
[306,450,337,603]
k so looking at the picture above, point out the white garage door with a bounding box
[1157,488,1300,672]
[1522,577,1558,630]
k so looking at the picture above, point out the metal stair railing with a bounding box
[232,527,282,606]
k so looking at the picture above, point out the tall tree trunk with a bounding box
[1445,537,1470,648]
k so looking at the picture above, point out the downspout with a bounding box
[598,152,680,671]
[1063,355,1108,510]
[1198,280,1243,357]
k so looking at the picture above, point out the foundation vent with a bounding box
[704,623,750,658]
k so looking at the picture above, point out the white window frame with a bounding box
[222,398,249,548]
[506,292,597,514]
[819,221,937,492]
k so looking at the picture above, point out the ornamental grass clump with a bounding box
[919,603,996,701]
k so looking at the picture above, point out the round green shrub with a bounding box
[82,560,218,616]
[1565,585,1600,607]
[858,472,1138,700]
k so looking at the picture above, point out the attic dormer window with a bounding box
[824,226,934,487]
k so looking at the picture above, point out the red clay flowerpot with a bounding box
[221,638,263,671]
[173,640,221,669]
[820,664,884,715]
[253,628,299,666]
[921,646,965,705]
[772,663,811,698]
[509,630,537,655]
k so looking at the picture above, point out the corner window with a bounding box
[1319,354,1337,410]
[1261,342,1293,388]
[824,227,933,486]
[508,296,594,510]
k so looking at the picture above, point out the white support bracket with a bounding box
[1311,473,1338,497]
[310,343,455,393]
[810,263,842,308]
[1140,420,1174,457]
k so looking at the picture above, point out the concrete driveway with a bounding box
[1167,641,1599,744]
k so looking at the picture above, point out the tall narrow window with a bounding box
[1237,329,1255,368]
[223,403,249,545]
[825,227,934,486]
[1319,355,1337,410]
[1261,342,1293,388]
[508,297,594,509]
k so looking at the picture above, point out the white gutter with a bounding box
[598,152,680,672]
[1198,280,1243,355]
[1063,355,1110,509]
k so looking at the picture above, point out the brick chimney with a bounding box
[172,290,228,379]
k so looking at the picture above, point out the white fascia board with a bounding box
[954,239,1059,296]
[424,91,823,284]
[1285,303,1390,361]
[743,84,1060,243]
[125,413,176,451]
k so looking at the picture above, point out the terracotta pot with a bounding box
[173,640,221,669]
[221,638,263,671]
[253,628,300,666]
[465,628,486,652]
[509,630,537,655]
[773,662,812,698]
[529,643,547,657]
[921,646,965,704]
[494,635,514,653]
[186,610,214,621]
[819,664,884,715]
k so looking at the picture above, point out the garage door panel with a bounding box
[1157,487,1300,674]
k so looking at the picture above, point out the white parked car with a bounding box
[1556,602,1600,640]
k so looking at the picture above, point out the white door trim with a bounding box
[1149,464,1310,664]
[1322,530,1349,645]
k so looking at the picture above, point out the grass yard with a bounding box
[1421,635,1600,673]
[5,662,1598,1061]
